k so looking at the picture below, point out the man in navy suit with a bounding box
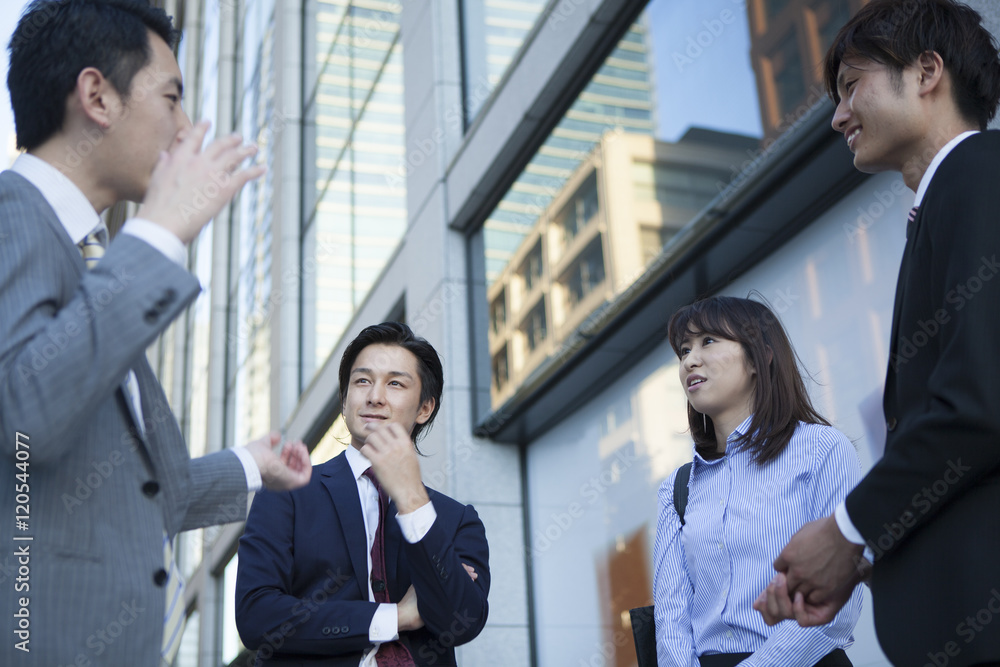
[236,322,490,666]
[755,1,1000,665]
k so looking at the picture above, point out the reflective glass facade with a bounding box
[301,0,406,380]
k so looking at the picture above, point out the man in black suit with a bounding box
[236,322,490,666]
[754,1,1000,665]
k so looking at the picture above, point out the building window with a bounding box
[555,173,600,253]
[490,291,507,335]
[492,346,509,393]
[560,236,606,311]
[518,241,544,293]
[520,300,547,355]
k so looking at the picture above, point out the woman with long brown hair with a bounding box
[652,296,862,666]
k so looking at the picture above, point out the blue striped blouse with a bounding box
[652,417,863,666]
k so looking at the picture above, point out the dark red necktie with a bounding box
[362,468,416,666]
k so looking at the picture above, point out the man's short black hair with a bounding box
[7,0,177,150]
[824,0,1000,130]
[338,322,444,444]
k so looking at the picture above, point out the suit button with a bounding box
[153,568,168,586]
[156,289,176,309]
[322,626,331,635]
[340,626,349,633]
[886,417,898,431]
[144,310,158,324]
[142,481,160,497]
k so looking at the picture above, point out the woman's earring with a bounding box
[702,413,707,432]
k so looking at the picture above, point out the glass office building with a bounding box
[145,0,1000,665]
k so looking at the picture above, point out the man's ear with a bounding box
[415,397,435,425]
[74,66,118,130]
[915,50,946,97]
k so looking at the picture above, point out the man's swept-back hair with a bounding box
[338,322,444,444]
[823,0,1000,130]
[667,296,830,466]
[7,0,177,150]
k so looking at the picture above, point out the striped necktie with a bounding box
[906,205,919,239]
[76,229,186,663]
[78,228,106,269]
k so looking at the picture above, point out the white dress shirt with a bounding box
[344,445,437,666]
[9,153,262,491]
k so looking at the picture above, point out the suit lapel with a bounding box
[321,453,371,598]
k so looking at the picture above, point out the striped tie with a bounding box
[76,229,186,663]
[78,228,106,269]
[161,535,185,665]
[906,205,919,239]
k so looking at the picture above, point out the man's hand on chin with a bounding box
[361,422,430,515]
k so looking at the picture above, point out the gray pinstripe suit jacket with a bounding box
[0,170,249,666]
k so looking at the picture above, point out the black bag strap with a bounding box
[673,462,693,526]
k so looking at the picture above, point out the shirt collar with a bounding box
[344,444,373,481]
[693,414,754,464]
[913,130,978,207]
[10,153,104,245]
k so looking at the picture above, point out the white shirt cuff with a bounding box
[396,501,436,543]
[834,501,865,545]
[232,447,263,492]
[370,603,398,642]
[121,218,187,266]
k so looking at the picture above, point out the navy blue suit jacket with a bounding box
[235,450,490,666]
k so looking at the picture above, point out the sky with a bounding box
[0,0,30,168]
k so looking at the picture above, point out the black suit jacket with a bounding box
[235,451,490,666]
[844,131,1000,666]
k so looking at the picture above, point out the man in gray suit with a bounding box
[0,1,311,665]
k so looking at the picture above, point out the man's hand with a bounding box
[754,572,854,627]
[462,563,478,582]
[137,121,265,244]
[245,432,312,491]
[397,584,425,632]
[361,422,429,515]
[769,515,863,621]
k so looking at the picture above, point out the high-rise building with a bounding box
[746,0,868,140]
[487,130,757,407]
